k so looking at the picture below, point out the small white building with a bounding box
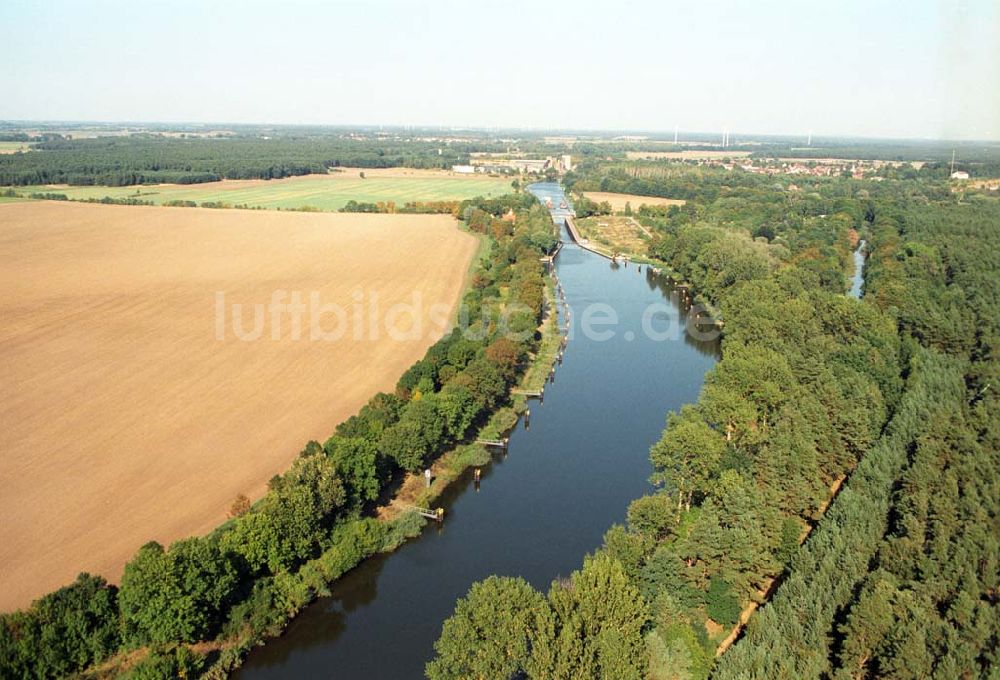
[452,165,476,174]
[950,170,970,180]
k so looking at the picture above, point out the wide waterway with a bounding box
[237,182,720,679]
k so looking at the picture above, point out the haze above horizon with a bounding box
[2,0,998,142]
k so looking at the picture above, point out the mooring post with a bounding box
[435,508,444,522]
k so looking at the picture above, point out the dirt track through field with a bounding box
[0,201,477,610]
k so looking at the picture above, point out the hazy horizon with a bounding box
[2,0,999,142]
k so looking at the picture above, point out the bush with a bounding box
[382,512,427,552]
[705,577,741,626]
[627,493,677,540]
[317,518,386,580]
[122,646,205,680]
[223,577,284,639]
[0,573,120,678]
[220,453,346,574]
[453,444,490,470]
[119,539,241,645]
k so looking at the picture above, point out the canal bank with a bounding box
[235,183,720,679]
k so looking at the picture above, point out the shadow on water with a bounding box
[643,269,722,358]
[237,182,720,680]
[252,551,387,666]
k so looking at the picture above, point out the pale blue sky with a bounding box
[2,0,997,140]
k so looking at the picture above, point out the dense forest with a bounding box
[716,197,1000,678]
[0,135,479,186]
[0,192,559,678]
[427,163,998,678]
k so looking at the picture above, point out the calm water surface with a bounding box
[237,183,720,679]
[850,239,867,299]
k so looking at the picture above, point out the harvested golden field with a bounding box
[0,201,478,610]
[583,191,686,212]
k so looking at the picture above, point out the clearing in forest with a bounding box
[576,215,652,256]
[0,141,32,154]
[0,201,478,611]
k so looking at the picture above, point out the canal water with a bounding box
[236,183,720,679]
[849,239,867,299]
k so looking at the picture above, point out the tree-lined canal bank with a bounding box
[237,183,719,679]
